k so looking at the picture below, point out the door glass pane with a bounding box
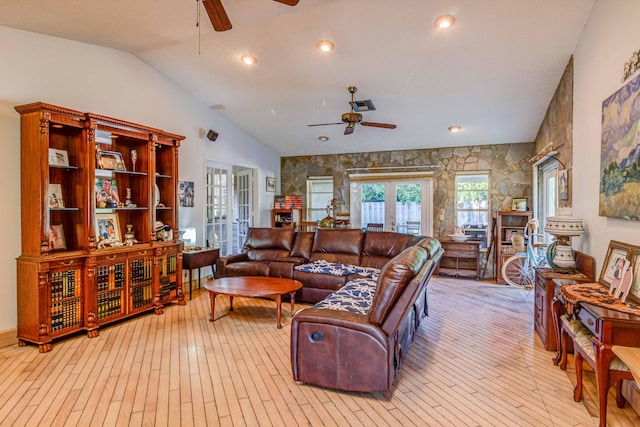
[396,183,422,235]
[361,183,385,229]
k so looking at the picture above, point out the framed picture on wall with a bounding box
[266,177,276,192]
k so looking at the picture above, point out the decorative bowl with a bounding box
[448,234,468,242]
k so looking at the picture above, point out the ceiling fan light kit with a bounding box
[434,14,455,29]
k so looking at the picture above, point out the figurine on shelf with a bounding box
[124,188,136,208]
[123,224,139,246]
[131,149,137,172]
[97,232,124,249]
[155,221,172,241]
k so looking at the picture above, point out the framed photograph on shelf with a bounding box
[599,240,635,287]
[46,183,64,208]
[511,198,527,211]
[95,212,121,242]
[629,251,640,302]
[48,224,66,251]
[97,150,126,171]
[95,178,120,208]
[48,148,69,167]
[266,177,276,192]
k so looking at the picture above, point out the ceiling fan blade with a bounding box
[202,0,232,32]
[307,122,343,127]
[274,0,300,5]
[344,125,355,135]
[361,121,397,129]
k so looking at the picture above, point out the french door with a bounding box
[540,162,558,243]
[350,178,433,236]
[205,163,231,256]
[235,168,252,252]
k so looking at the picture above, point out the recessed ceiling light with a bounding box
[241,55,257,65]
[318,136,329,142]
[317,40,335,52]
[434,15,455,29]
[448,125,462,133]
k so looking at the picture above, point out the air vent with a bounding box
[349,99,376,112]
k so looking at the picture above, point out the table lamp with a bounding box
[544,208,585,273]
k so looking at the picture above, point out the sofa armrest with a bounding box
[291,308,392,392]
[215,253,248,278]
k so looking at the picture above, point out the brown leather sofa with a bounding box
[215,227,440,303]
[291,239,441,392]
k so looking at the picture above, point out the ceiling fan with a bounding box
[307,86,397,135]
[202,0,300,32]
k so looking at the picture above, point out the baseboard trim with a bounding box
[0,328,16,349]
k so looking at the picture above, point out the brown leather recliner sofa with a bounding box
[216,227,443,392]
[215,227,441,303]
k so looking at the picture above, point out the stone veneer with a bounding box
[533,57,573,208]
[281,141,534,240]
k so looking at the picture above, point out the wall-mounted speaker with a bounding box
[207,129,219,141]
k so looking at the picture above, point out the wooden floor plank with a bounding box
[0,278,638,426]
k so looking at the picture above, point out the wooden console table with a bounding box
[437,240,481,279]
[183,248,220,300]
[553,284,640,427]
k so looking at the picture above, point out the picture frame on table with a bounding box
[48,224,66,251]
[48,148,69,167]
[599,240,635,288]
[97,150,126,171]
[266,177,276,192]
[628,250,640,302]
[95,212,121,242]
[511,198,527,211]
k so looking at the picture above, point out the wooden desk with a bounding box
[183,248,220,300]
[553,289,640,427]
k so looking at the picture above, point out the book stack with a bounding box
[50,269,82,301]
[96,263,125,292]
[97,290,123,320]
[131,283,153,309]
[50,299,81,332]
[130,258,153,285]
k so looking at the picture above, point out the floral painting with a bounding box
[600,72,640,220]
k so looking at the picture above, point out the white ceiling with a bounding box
[0,0,594,156]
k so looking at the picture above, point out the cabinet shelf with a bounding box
[496,210,532,284]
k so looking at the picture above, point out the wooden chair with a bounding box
[406,221,421,235]
[366,223,384,231]
[559,311,633,427]
[299,221,318,232]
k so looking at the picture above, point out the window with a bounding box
[455,173,490,247]
[306,177,334,222]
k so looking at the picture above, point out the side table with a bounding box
[183,248,220,300]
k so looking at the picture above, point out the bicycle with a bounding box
[501,218,549,289]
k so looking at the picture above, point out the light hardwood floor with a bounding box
[1,277,639,426]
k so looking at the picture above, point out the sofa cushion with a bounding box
[310,229,364,265]
[361,231,414,269]
[312,278,377,314]
[368,246,427,326]
[244,228,296,261]
[223,261,270,277]
[291,231,314,261]
[294,260,379,279]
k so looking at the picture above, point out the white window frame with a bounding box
[454,172,490,247]
[306,177,334,222]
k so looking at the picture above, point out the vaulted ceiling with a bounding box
[0,0,594,156]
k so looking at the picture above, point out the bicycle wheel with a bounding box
[502,255,535,289]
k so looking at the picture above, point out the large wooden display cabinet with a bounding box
[16,103,185,352]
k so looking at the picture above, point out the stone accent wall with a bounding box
[281,141,534,240]
[534,56,573,208]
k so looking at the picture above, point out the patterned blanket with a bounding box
[294,260,380,280]
[313,278,378,315]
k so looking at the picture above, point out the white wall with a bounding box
[0,26,280,331]
[573,0,640,274]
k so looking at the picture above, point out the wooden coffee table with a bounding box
[204,276,303,328]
